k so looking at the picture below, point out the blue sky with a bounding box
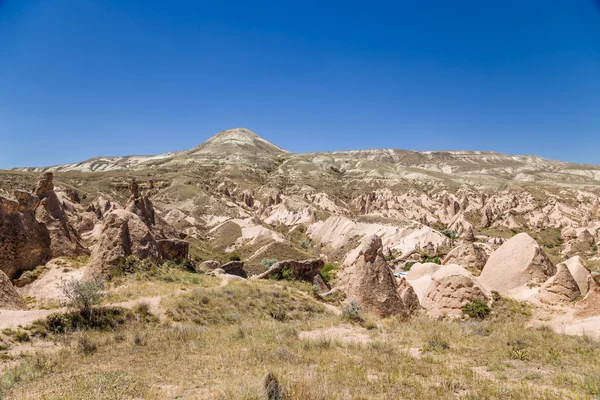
[0,0,599,168]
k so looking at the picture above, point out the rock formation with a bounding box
[574,282,600,318]
[254,259,324,282]
[479,233,556,295]
[562,256,592,296]
[0,192,51,279]
[405,262,442,302]
[0,270,26,310]
[442,241,487,271]
[422,264,490,317]
[197,260,221,272]
[220,261,248,278]
[85,209,162,279]
[343,235,418,318]
[33,172,88,258]
[537,264,580,304]
[125,180,156,228]
[157,239,189,263]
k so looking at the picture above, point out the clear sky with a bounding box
[1,0,599,168]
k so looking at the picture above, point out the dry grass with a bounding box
[2,281,600,399]
[102,267,220,304]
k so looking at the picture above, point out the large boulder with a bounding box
[220,261,247,278]
[0,270,26,310]
[562,256,592,296]
[479,233,555,295]
[0,192,51,280]
[442,242,487,271]
[537,264,580,305]
[33,173,88,258]
[406,262,442,303]
[85,209,162,279]
[254,259,324,282]
[343,235,418,318]
[197,260,221,272]
[422,264,490,317]
[397,277,421,314]
[157,238,189,263]
[575,282,600,318]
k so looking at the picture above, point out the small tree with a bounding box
[58,278,104,319]
[441,229,457,246]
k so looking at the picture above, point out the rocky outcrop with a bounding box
[562,256,592,296]
[537,264,580,304]
[220,261,247,278]
[442,242,487,271]
[0,270,26,310]
[0,192,51,280]
[422,264,490,317]
[479,233,556,295]
[254,259,324,282]
[157,239,189,263]
[33,173,88,258]
[197,260,221,272]
[406,262,442,302]
[85,209,162,279]
[343,235,418,318]
[125,180,156,228]
[397,276,421,314]
[575,282,600,318]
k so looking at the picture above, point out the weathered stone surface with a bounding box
[442,241,487,271]
[0,270,26,310]
[312,274,330,293]
[220,261,247,278]
[157,238,189,263]
[254,259,325,282]
[343,235,417,318]
[562,256,592,296]
[0,193,51,280]
[397,276,420,314]
[406,262,442,303]
[33,173,88,258]
[537,264,580,304]
[85,209,162,279]
[125,180,156,228]
[197,260,221,272]
[479,233,555,294]
[423,264,490,317]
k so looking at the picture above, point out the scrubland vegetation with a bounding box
[2,277,600,399]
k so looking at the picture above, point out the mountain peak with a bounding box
[192,128,288,156]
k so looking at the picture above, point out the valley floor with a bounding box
[2,270,600,400]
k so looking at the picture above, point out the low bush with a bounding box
[32,307,133,336]
[462,299,491,319]
[262,259,278,268]
[342,300,364,323]
[319,263,339,283]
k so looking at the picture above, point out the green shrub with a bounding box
[58,278,104,319]
[229,253,241,262]
[32,307,133,335]
[262,259,278,268]
[462,299,490,319]
[342,300,364,323]
[423,332,450,353]
[280,266,292,281]
[420,256,441,265]
[319,263,339,283]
